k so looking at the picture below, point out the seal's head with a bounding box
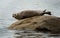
[12,13,17,18]
[12,13,20,20]
[12,13,23,20]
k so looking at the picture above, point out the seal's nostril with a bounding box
[12,14,16,17]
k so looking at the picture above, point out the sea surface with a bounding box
[0,19,15,38]
[0,0,60,38]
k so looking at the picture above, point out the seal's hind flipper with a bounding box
[43,9,46,12]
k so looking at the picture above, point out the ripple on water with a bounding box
[0,28,15,38]
[0,28,60,38]
[14,30,60,38]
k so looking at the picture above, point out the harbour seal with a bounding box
[12,10,52,20]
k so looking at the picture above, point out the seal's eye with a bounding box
[12,14,16,17]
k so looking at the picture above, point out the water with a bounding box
[0,28,14,38]
[0,0,60,38]
[0,19,15,38]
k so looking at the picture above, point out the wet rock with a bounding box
[8,16,60,34]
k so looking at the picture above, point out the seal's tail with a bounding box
[45,11,52,15]
[43,9,52,15]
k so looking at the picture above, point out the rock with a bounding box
[8,16,60,34]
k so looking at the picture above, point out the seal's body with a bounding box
[12,10,51,20]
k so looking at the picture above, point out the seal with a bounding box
[12,10,52,20]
